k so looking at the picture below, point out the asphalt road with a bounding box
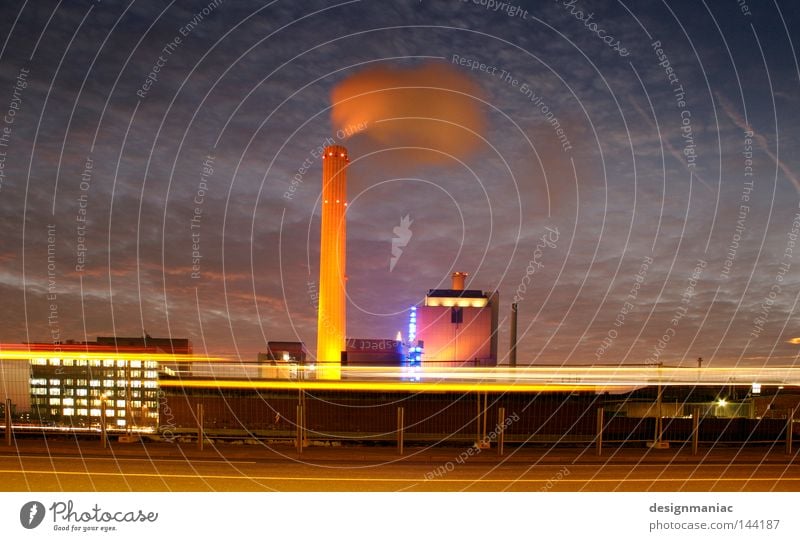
[2,439,799,491]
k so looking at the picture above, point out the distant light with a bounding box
[752,383,761,394]
[718,398,727,407]
[788,337,800,345]
[282,353,290,362]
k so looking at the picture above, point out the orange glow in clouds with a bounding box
[330,62,487,163]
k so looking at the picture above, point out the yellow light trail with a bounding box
[0,350,223,363]
[158,379,630,393]
[0,470,796,485]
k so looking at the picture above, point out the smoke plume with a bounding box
[330,62,487,164]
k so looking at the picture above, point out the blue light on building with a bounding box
[405,306,423,367]
[408,306,417,343]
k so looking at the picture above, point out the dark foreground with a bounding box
[1,438,799,491]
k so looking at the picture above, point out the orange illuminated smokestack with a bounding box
[452,272,467,291]
[317,145,348,363]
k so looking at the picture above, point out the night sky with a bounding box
[1,0,799,367]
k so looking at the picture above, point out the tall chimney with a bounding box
[452,272,467,291]
[317,145,348,363]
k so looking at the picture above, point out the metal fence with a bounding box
[2,387,796,452]
[150,387,798,448]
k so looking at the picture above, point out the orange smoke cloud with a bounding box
[330,62,487,163]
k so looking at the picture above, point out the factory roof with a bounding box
[426,289,486,298]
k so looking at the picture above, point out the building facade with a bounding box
[22,336,190,429]
[413,273,499,366]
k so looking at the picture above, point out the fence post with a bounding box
[596,408,604,456]
[296,405,303,454]
[476,393,481,447]
[5,399,11,446]
[786,407,794,455]
[497,407,506,456]
[482,392,488,445]
[197,403,204,451]
[397,407,404,455]
[692,406,699,456]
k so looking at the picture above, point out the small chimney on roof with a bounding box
[452,272,467,291]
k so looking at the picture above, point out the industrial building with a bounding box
[344,338,404,366]
[412,272,499,366]
[1,336,191,429]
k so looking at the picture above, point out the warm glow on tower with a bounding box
[317,145,348,363]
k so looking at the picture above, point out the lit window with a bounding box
[144,381,157,389]
[131,381,142,388]
[32,358,47,365]
[89,409,101,417]
[49,379,60,386]
[49,359,61,366]
[76,399,88,406]
[76,360,88,367]
[117,360,126,367]
[76,389,88,396]
[144,371,157,379]
[77,408,88,416]
[62,359,74,366]
[116,419,126,426]
[32,388,47,395]
[90,360,101,367]
[62,408,74,416]
[77,380,87,386]
[31,378,46,386]
[116,380,126,387]
[105,409,114,417]
[89,380,101,387]
[103,380,114,387]
[132,401,141,408]
[62,398,74,406]
[103,359,114,367]
[130,360,142,368]
[116,400,125,408]
[49,388,60,396]
[49,398,61,405]
[116,410,125,417]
